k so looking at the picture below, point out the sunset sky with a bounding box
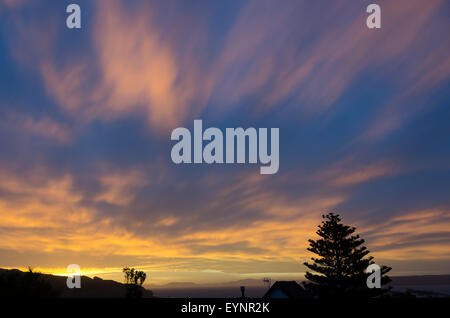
[0,0,449,286]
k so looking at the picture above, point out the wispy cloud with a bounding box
[0,0,449,283]
[94,167,148,206]
[0,111,71,143]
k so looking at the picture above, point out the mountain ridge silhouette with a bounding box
[0,268,153,298]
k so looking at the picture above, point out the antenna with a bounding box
[262,277,271,289]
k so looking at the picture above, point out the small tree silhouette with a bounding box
[122,267,147,298]
[303,213,391,298]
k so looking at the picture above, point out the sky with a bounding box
[0,0,449,286]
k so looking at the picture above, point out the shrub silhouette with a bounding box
[303,213,391,298]
[122,267,147,298]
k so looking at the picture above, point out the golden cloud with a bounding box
[94,168,148,206]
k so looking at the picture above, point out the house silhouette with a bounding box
[263,281,312,299]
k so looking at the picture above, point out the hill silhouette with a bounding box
[0,268,153,298]
[2,268,449,298]
[390,275,450,286]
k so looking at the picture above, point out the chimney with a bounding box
[240,286,246,298]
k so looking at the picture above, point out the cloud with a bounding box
[358,208,450,259]
[207,0,448,126]
[0,165,168,257]
[1,0,449,283]
[8,0,449,133]
[0,168,85,231]
[363,42,450,140]
[0,164,342,274]
[34,0,212,133]
[0,0,24,9]
[316,158,399,187]
[0,111,71,143]
[94,168,148,206]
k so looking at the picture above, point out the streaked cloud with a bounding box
[94,168,148,206]
[317,158,399,187]
[0,0,449,284]
[360,208,450,259]
[0,111,71,143]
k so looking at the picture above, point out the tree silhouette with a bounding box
[303,213,391,298]
[122,267,147,298]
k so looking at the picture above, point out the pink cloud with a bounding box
[95,167,148,206]
[207,0,447,122]
[8,0,448,134]
[36,0,212,133]
[1,111,71,143]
